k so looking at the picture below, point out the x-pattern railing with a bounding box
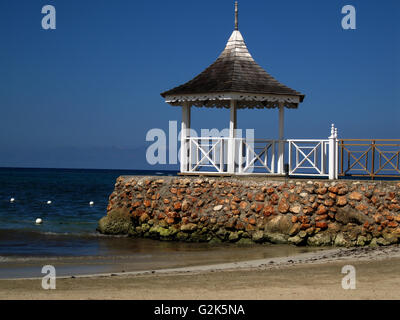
[288,140,329,176]
[239,139,276,173]
[187,137,226,173]
[339,139,400,179]
[375,145,400,175]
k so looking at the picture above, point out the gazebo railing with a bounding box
[183,127,339,179]
[287,139,329,177]
[186,137,228,173]
[185,137,281,174]
[237,139,279,174]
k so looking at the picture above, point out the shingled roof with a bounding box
[161,7,304,109]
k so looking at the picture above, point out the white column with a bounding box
[328,124,337,180]
[180,102,191,173]
[227,100,237,173]
[278,105,285,174]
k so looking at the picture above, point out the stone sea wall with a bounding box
[98,176,400,247]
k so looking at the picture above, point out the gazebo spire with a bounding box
[235,1,238,30]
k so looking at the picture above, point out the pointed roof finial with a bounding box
[235,1,238,30]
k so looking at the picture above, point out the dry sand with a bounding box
[1,245,400,300]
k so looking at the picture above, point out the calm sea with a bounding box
[0,167,323,279]
[0,168,177,257]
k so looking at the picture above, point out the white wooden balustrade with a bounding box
[237,139,277,174]
[181,125,339,179]
[287,139,329,177]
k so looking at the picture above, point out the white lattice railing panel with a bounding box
[187,137,228,173]
[182,131,339,179]
[288,139,329,176]
[237,139,278,174]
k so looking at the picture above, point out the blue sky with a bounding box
[0,0,399,169]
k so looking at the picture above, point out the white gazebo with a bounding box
[161,3,337,178]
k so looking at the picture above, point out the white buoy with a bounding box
[10,198,15,203]
[35,218,43,224]
[47,200,52,205]
[89,201,94,206]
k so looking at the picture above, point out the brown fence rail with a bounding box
[339,139,400,179]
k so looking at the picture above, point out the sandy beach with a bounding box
[1,245,400,300]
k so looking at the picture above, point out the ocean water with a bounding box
[0,168,177,256]
[0,167,322,279]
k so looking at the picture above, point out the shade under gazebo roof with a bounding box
[161,25,305,109]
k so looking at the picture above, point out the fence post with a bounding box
[371,140,375,180]
[335,127,339,179]
[271,141,275,174]
[180,102,191,173]
[329,124,337,180]
[227,100,237,174]
[277,105,285,174]
[287,141,292,175]
[237,139,243,174]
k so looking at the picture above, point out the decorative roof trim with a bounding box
[164,92,300,109]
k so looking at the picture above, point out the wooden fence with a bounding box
[338,139,400,179]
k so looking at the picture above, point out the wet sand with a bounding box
[0,241,323,279]
[1,245,400,299]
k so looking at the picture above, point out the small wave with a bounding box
[0,252,155,263]
[0,228,132,241]
[0,255,60,263]
[42,231,70,236]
